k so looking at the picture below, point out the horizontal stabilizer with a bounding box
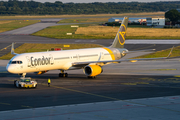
[124,49,156,54]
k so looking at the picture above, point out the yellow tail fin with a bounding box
[110,17,129,48]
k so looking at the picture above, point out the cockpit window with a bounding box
[9,61,23,64]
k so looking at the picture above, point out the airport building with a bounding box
[146,18,165,26]
[108,17,165,27]
[108,17,146,23]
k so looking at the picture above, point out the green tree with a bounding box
[0,1,180,15]
[165,9,180,23]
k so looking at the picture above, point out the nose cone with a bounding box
[6,65,15,73]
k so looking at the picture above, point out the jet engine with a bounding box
[83,65,103,77]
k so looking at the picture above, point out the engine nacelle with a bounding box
[83,65,103,77]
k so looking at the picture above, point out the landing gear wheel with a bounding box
[59,73,63,77]
[14,80,17,87]
[59,73,68,77]
[65,73,68,77]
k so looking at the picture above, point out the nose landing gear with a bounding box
[18,73,26,78]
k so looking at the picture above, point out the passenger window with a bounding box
[20,61,22,64]
[11,61,17,64]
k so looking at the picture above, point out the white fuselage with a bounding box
[6,47,126,74]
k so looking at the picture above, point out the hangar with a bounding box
[146,17,165,26]
[108,17,146,23]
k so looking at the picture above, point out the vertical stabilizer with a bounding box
[110,17,129,48]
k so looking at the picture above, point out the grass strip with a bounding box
[33,24,180,40]
[32,24,96,39]
[0,20,40,33]
[58,18,109,23]
[0,43,102,60]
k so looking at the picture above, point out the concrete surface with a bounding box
[125,40,180,44]
[1,95,180,120]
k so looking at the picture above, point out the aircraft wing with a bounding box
[72,47,173,66]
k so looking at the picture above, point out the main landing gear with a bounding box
[59,70,68,77]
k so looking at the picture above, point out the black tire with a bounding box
[59,73,68,77]
[19,84,21,88]
[59,73,62,77]
[14,80,17,87]
[65,73,68,77]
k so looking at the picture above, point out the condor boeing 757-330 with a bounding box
[6,17,173,78]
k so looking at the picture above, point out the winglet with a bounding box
[167,46,174,58]
[11,43,18,55]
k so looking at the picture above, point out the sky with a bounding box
[2,0,180,3]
